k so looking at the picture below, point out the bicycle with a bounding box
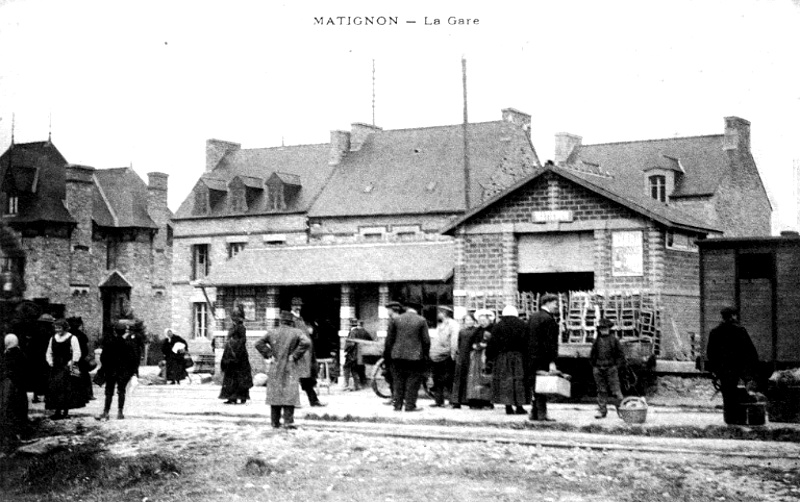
[371,357,435,400]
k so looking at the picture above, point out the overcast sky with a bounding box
[1,0,799,231]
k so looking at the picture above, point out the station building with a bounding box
[172,109,539,369]
[442,117,771,361]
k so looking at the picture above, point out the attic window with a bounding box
[268,184,286,210]
[649,175,666,202]
[426,181,437,192]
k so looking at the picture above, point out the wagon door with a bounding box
[737,252,775,363]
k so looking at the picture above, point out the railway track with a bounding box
[151,410,800,461]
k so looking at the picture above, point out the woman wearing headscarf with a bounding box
[466,309,495,409]
[486,305,530,415]
[45,319,89,420]
[0,334,29,445]
[219,315,253,404]
[161,329,189,385]
[449,313,479,408]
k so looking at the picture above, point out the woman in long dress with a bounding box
[486,305,530,415]
[45,319,89,420]
[466,309,495,409]
[161,329,189,384]
[450,313,478,408]
[219,316,253,404]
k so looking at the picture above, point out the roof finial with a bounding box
[48,110,52,143]
[372,59,376,126]
[11,112,15,145]
[281,136,285,147]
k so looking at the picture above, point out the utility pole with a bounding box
[462,57,470,210]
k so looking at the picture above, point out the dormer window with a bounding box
[266,172,301,212]
[649,175,666,202]
[5,195,18,216]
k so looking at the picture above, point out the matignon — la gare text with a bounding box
[313,16,479,26]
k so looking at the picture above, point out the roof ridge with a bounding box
[583,134,723,148]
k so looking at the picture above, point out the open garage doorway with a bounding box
[518,272,594,294]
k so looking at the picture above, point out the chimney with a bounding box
[147,172,169,245]
[501,108,531,138]
[65,164,95,281]
[723,116,750,152]
[554,133,583,165]
[329,130,351,165]
[350,123,382,151]
[206,139,241,173]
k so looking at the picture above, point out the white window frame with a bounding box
[666,231,698,253]
[649,175,666,202]
[193,302,208,339]
[5,195,18,216]
[192,244,210,279]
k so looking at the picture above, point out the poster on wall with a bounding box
[612,231,644,277]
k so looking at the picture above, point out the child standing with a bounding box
[589,318,626,419]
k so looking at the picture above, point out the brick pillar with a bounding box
[647,225,665,291]
[265,286,279,328]
[594,229,608,291]
[377,284,390,339]
[454,230,467,320]
[501,224,518,307]
[339,284,354,335]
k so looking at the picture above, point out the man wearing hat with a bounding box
[589,318,626,419]
[707,306,759,424]
[255,310,312,429]
[526,293,561,421]
[429,306,459,407]
[383,300,430,411]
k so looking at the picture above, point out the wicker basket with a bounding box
[617,396,648,424]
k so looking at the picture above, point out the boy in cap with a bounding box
[589,317,626,419]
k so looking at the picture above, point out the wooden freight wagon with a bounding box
[698,233,800,372]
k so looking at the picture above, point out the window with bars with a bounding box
[193,302,208,339]
[649,175,666,202]
[5,195,18,216]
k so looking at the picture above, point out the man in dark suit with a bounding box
[526,293,560,421]
[383,300,430,412]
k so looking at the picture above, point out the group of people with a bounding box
[0,314,145,447]
[382,295,632,420]
[382,295,563,420]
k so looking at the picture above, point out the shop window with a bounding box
[649,175,666,202]
[192,244,210,279]
[228,242,246,259]
[193,302,208,339]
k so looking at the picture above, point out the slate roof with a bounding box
[309,121,537,217]
[175,143,334,218]
[93,168,158,229]
[0,142,75,224]
[576,135,728,198]
[203,241,454,286]
[0,142,163,229]
[442,163,720,235]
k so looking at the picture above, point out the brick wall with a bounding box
[462,234,504,292]
[713,151,772,237]
[309,214,455,244]
[664,247,700,293]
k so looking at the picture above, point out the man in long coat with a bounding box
[706,306,759,425]
[383,300,430,412]
[255,310,311,429]
[526,293,560,421]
